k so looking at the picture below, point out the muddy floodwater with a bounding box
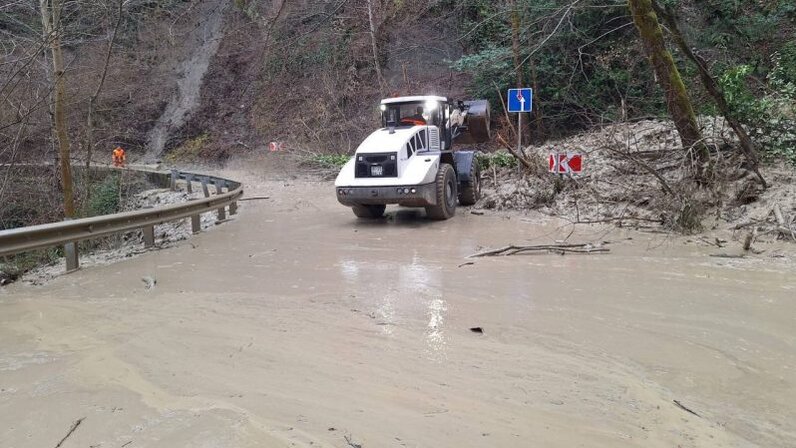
[2,167,795,447]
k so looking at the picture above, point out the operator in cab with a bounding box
[400,106,427,126]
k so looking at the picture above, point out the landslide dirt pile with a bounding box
[477,119,796,237]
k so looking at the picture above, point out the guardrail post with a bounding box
[143,225,155,248]
[0,169,243,269]
[64,241,79,272]
[191,215,201,233]
[215,181,226,220]
[185,174,194,194]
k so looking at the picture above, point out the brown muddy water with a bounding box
[1,167,795,447]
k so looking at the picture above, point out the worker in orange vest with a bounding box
[112,146,126,167]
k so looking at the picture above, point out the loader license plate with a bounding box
[370,165,383,176]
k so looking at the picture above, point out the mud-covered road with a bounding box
[2,162,795,448]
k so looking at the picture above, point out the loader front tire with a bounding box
[426,163,457,220]
[458,161,481,206]
[352,204,385,219]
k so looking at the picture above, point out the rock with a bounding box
[141,276,157,290]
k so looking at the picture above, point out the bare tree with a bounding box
[651,0,767,188]
[627,0,710,181]
[366,0,386,94]
[39,0,75,218]
[84,0,125,210]
[508,0,522,89]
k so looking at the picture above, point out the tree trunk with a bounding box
[508,0,525,144]
[529,59,544,142]
[84,0,125,213]
[40,0,75,218]
[509,0,523,89]
[627,0,711,181]
[366,0,386,94]
[651,0,767,189]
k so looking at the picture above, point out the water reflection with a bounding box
[337,253,449,360]
[425,297,447,361]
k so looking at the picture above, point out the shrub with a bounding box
[477,151,518,170]
[306,153,351,169]
[719,59,796,165]
[88,174,121,217]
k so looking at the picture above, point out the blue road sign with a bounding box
[507,88,533,113]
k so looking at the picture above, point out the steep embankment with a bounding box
[144,0,227,161]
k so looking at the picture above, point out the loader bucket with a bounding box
[456,100,491,144]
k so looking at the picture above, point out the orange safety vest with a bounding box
[112,147,126,165]
[400,117,426,126]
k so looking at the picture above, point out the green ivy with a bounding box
[306,153,351,168]
[88,174,121,217]
[720,59,796,164]
[477,151,518,169]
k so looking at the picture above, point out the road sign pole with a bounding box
[517,111,522,174]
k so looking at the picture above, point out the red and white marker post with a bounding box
[548,152,583,175]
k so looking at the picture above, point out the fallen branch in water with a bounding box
[54,417,85,448]
[673,400,701,418]
[469,243,609,258]
[575,216,663,225]
[709,253,746,259]
[238,196,270,202]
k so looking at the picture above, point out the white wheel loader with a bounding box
[335,96,491,220]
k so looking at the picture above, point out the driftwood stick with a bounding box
[576,216,663,224]
[778,226,796,241]
[469,243,608,258]
[673,400,701,418]
[733,220,761,230]
[742,228,757,252]
[773,204,786,227]
[530,247,609,255]
[710,253,746,259]
[54,418,85,448]
[469,245,518,258]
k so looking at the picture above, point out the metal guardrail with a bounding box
[0,167,243,273]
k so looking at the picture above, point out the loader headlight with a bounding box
[410,188,416,194]
[380,104,386,111]
[425,100,438,111]
[403,188,410,194]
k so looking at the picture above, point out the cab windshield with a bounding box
[382,101,442,128]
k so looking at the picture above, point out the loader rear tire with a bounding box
[458,161,481,206]
[352,204,385,219]
[425,163,457,220]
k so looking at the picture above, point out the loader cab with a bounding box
[380,96,452,150]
